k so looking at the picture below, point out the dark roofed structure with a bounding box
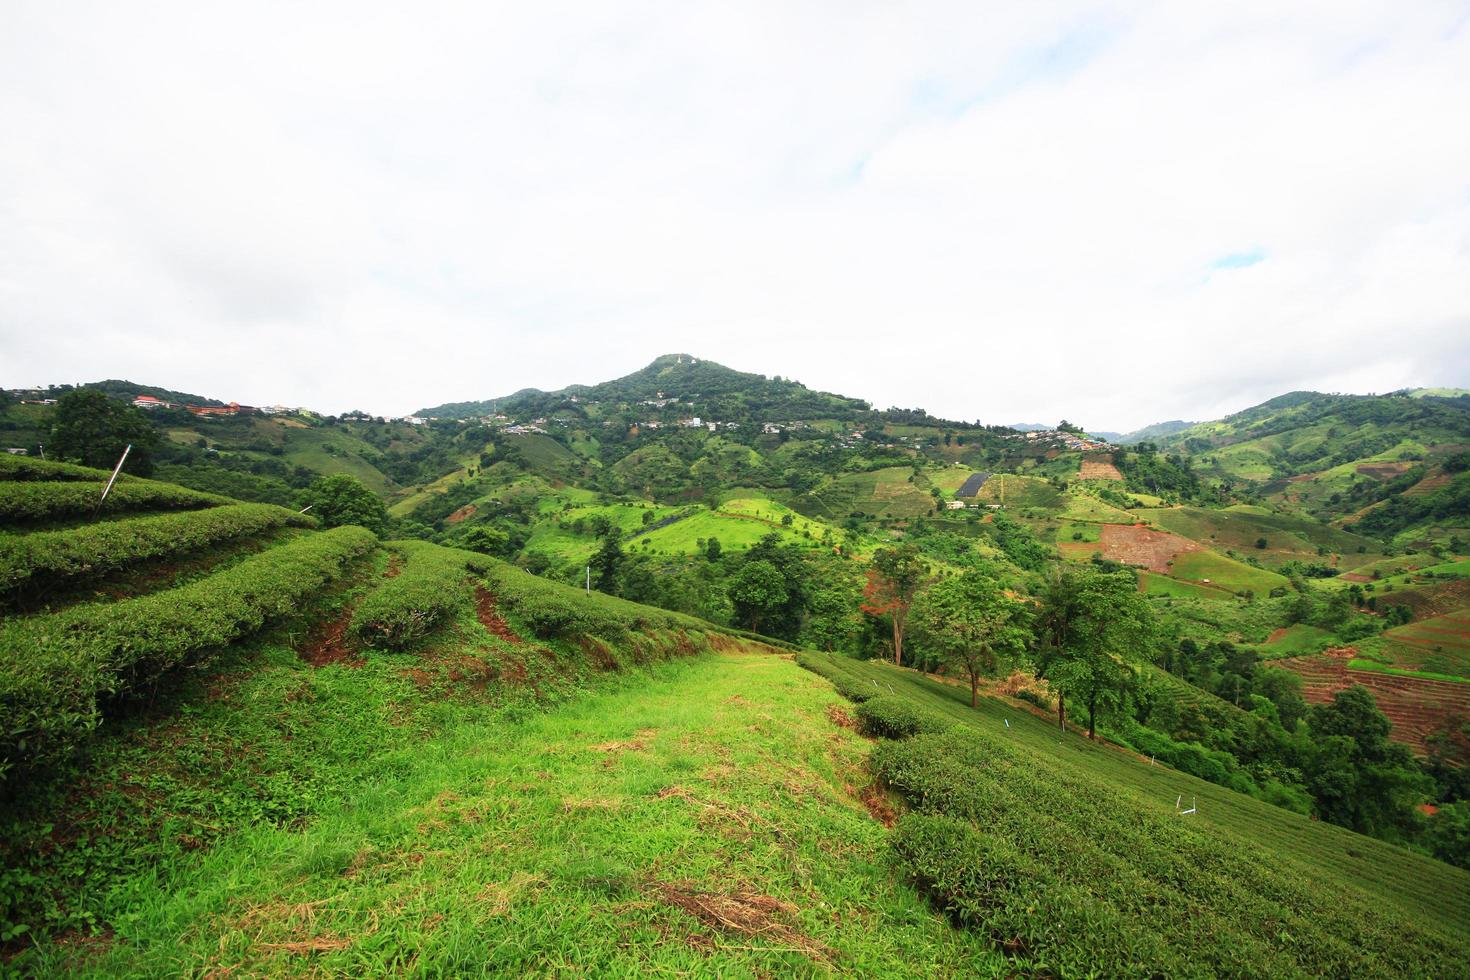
[957,472,990,498]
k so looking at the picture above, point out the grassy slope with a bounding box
[1139,505,1381,567]
[801,654,1470,940]
[19,653,1002,977]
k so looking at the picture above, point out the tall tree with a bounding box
[861,544,927,666]
[729,559,788,634]
[590,531,624,592]
[1029,566,1157,737]
[1304,685,1429,837]
[48,389,160,475]
[302,474,388,534]
[912,571,1031,707]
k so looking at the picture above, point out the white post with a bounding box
[586,565,590,595]
[94,444,132,517]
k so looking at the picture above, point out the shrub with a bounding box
[0,480,229,525]
[0,526,377,782]
[351,540,485,649]
[0,503,316,598]
[0,455,115,482]
[856,695,954,739]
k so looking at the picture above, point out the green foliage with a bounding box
[874,726,1465,976]
[350,541,486,649]
[855,695,954,739]
[1304,686,1430,838]
[728,559,787,633]
[0,526,377,781]
[301,473,387,534]
[1425,802,1470,869]
[0,454,117,482]
[1353,471,1470,539]
[0,479,230,525]
[47,389,161,476]
[0,503,316,599]
[911,570,1030,705]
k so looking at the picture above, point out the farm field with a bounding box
[1137,569,1233,600]
[1169,550,1290,595]
[798,653,1470,972]
[1379,607,1470,677]
[1255,623,1336,658]
[1096,523,1198,572]
[633,497,836,555]
[1136,505,1381,567]
[1057,488,1134,523]
[1275,650,1470,753]
[10,653,1005,976]
[1077,456,1123,481]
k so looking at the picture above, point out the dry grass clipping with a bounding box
[649,881,833,961]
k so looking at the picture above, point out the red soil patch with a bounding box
[858,782,898,828]
[1079,456,1123,481]
[445,504,478,525]
[1339,573,1372,583]
[383,555,403,578]
[1265,627,1289,644]
[474,586,522,644]
[1097,523,1200,573]
[299,604,363,668]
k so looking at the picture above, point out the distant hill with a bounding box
[419,354,872,421]
[1004,422,1051,432]
[80,380,227,407]
[1116,420,1194,445]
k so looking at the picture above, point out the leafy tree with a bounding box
[1424,802,1470,869]
[590,532,624,591]
[461,525,511,557]
[861,544,927,666]
[1029,566,1158,738]
[1304,686,1429,837]
[302,474,387,534]
[705,537,722,562]
[912,571,1031,707]
[48,389,161,475]
[730,559,788,633]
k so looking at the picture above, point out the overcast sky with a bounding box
[3,2,1469,431]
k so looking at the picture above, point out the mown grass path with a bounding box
[31,654,1001,977]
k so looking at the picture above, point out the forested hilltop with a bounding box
[3,359,1468,974]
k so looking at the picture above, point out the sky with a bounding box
[2,2,1469,432]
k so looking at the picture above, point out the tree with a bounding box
[730,560,787,633]
[48,389,160,475]
[590,531,624,591]
[912,571,1031,707]
[302,474,387,534]
[705,537,722,562]
[1029,566,1157,737]
[1305,686,1429,837]
[861,544,927,666]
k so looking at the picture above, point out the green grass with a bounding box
[1168,550,1290,595]
[632,499,836,556]
[1256,623,1337,659]
[1379,607,1470,676]
[797,653,1470,951]
[11,653,1005,976]
[1138,570,1234,600]
[1346,658,1470,684]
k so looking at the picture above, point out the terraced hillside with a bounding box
[1274,648,1470,754]
[798,652,1470,976]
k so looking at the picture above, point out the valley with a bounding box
[2,361,1469,975]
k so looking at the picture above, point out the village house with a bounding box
[130,395,172,409]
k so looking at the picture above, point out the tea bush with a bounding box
[0,525,377,781]
[351,540,487,649]
[0,480,230,525]
[855,695,953,739]
[0,503,316,597]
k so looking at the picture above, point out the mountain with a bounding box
[1004,422,1051,432]
[420,354,872,421]
[1116,419,1194,444]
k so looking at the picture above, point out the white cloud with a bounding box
[1,1,1467,429]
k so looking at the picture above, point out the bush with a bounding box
[0,526,377,782]
[478,560,701,642]
[0,455,115,482]
[0,503,316,598]
[856,695,954,739]
[351,540,485,649]
[0,480,229,525]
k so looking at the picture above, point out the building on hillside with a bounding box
[945,500,966,510]
[187,401,255,417]
[131,395,171,409]
[4,448,28,455]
